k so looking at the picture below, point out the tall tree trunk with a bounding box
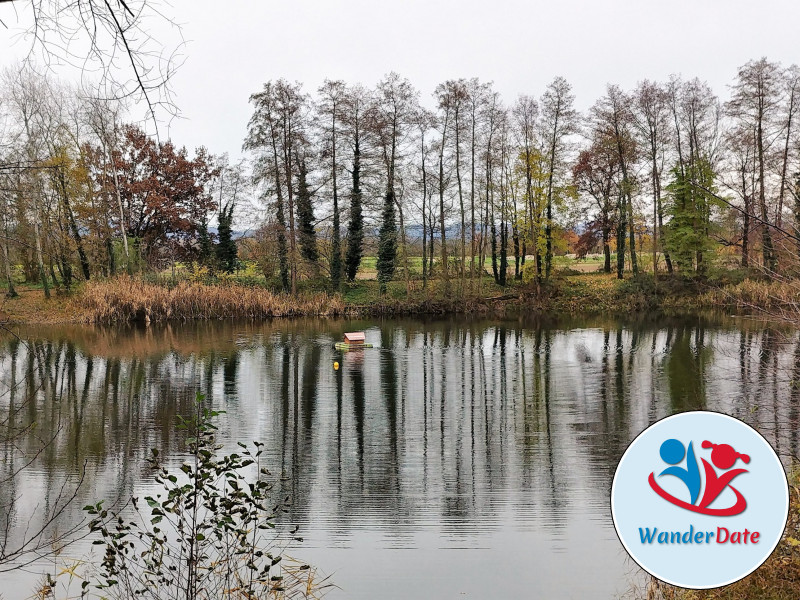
[32,191,50,298]
[106,146,131,273]
[794,186,800,259]
[499,214,507,287]
[522,241,528,278]
[757,108,776,271]
[658,194,672,273]
[330,111,342,290]
[420,131,428,289]
[616,192,627,279]
[524,150,536,284]
[1,203,17,297]
[602,205,611,274]
[428,203,435,277]
[284,124,297,294]
[742,184,750,268]
[470,107,477,287]
[650,153,659,279]
[455,105,466,284]
[545,121,558,280]
[615,117,632,278]
[269,121,290,291]
[491,199,499,285]
[58,169,91,281]
[481,156,491,289]
[777,85,796,230]
[628,192,638,275]
[397,199,410,298]
[438,114,450,295]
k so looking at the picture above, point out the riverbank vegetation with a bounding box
[26,396,330,600]
[78,276,345,323]
[2,59,800,324]
[2,266,798,324]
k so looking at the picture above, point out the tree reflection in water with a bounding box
[0,316,798,598]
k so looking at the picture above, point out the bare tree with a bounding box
[3,66,52,297]
[412,106,436,289]
[342,84,370,283]
[591,85,637,278]
[434,82,455,294]
[511,94,538,280]
[721,121,757,267]
[728,58,784,272]
[83,93,131,271]
[633,79,673,275]
[0,0,183,127]
[539,76,578,279]
[372,73,419,296]
[777,65,800,233]
[317,80,346,289]
[436,80,469,285]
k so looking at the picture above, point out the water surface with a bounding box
[1,315,798,599]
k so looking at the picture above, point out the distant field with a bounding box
[355,254,608,278]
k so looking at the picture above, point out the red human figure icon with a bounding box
[698,441,750,510]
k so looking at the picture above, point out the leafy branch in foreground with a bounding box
[85,394,329,599]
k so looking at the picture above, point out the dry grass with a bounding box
[27,555,333,599]
[5,273,800,326]
[700,279,800,311]
[76,276,346,324]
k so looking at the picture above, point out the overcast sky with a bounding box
[3,0,800,159]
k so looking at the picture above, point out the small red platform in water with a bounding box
[344,331,366,345]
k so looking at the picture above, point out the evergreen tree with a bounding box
[198,217,213,266]
[376,188,398,294]
[276,198,290,291]
[330,188,342,289]
[319,79,345,291]
[216,202,238,273]
[664,159,717,274]
[295,158,319,269]
[345,138,364,281]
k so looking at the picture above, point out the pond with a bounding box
[0,315,798,599]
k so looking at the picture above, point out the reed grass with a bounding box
[77,276,345,324]
[14,273,800,325]
[699,279,800,310]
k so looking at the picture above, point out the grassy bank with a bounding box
[2,271,799,325]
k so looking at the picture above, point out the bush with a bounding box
[85,394,329,600]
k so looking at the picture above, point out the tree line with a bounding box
[0,67,241,298]
[2,58,800,299]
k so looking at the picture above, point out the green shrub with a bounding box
[84,395,329,599]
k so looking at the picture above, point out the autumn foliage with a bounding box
[89,125,218,266]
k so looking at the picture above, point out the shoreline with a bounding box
[1,273,798,326]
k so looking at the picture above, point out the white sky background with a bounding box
[2,0,800,159]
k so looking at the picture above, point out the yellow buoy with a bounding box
[333,361,339,370]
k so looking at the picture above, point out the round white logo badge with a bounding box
[611,411,789,589]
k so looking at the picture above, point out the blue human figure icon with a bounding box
[658,439,701,505]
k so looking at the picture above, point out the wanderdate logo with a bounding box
[611,412,788,589]
[649,438,750,516]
